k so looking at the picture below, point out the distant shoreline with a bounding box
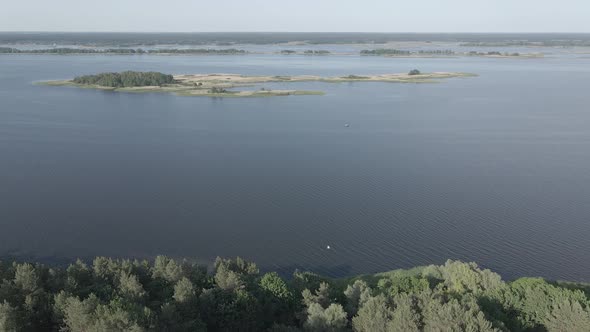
[2,31,590,47]
[1,46,545,59]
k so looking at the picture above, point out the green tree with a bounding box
[304,303,347,332]
[378,275,430,298]
[0,301,18,332]
[261,272,293,302]
[303,282,332,309]
[545,299,590,332]
[91,303,144,332]
[493,277,590,330]
[389,293,421,332]
[344,280,371,316]
[421,296,497,332]
[423,260,503,294]
[158,301,206,332]
[214,263,243,291]
[352,295,391,332]
[118,272,146,302]
[173,278,195,303]
[65,260,93,297]
[260,272,295,326]
[61,294,100,331]
[13,264,39,293]
[199,288,262,331]
[152,256,183,284]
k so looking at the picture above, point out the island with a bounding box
[361,48,544,58]
[39,70,476,98]
[279,49,331,55]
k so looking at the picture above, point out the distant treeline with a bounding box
[2,32,589,46]
[280,50,331,55]
[148,48,246,55]
[0,257,589,331]
[361,49,412,55]
[0,47,247,55]
[461,40,590,47]
[360,49,456,56]
[0,46,529,57]
[361,49,521,56]
[468,51,521,56]
[304,50,330,55]
[0,47,143,54]
[360,49,455,56]
[73,71,175,88]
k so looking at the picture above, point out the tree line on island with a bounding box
[280,50,331,55]
[360,49,521,57]
[0,256,589,331]
[72,72,175,88]
[460,40,590,47]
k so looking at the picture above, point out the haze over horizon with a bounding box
[1,0,589,33]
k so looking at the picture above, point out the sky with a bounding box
[1,0,588,33]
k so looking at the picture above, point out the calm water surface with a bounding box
[1,53,590,280]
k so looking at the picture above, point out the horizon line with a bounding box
[2,31,590,34]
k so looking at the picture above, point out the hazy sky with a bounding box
[1,0,588,32]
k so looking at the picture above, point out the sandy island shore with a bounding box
[38,72,476,98]
[174,72,475,84]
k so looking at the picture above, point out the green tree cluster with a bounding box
[147,49,246,55]
[466,50,520,57]
[360,49,411,56]
[417,50,455,55]
[208,87,228,94]
[72,71,175,88]
[304,50,331,55]
[0,258,589,331]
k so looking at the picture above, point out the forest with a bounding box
[1,257,589,331]
[72,72,175,88]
